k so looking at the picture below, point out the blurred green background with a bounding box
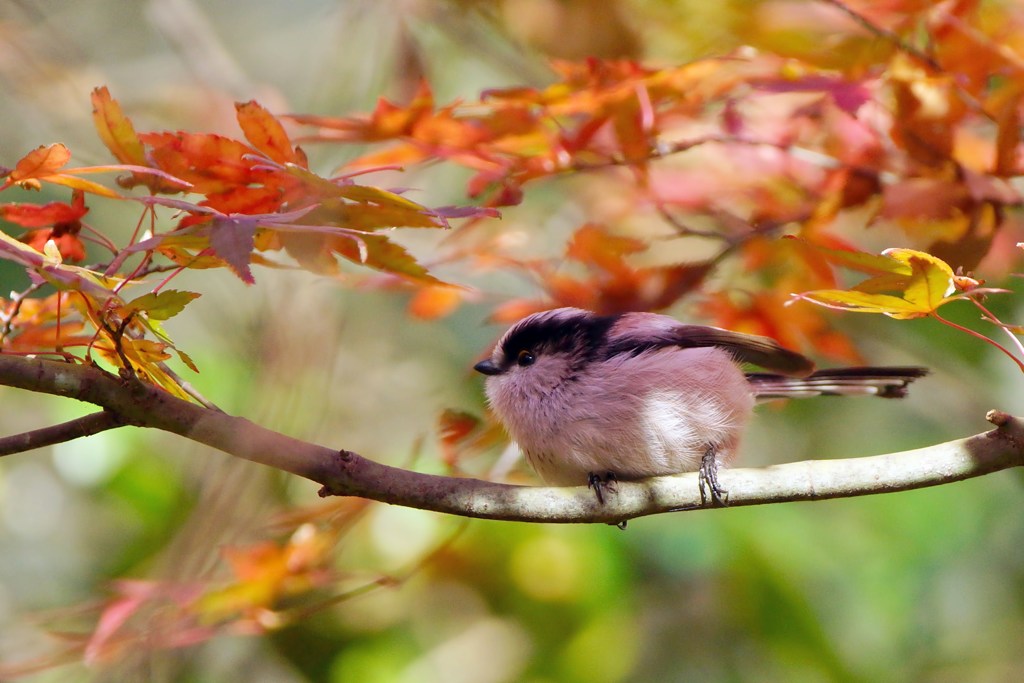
[0,1,1022,681]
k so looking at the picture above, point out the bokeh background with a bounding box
[0,1,1022,681]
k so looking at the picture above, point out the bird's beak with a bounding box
[474,359,501,376]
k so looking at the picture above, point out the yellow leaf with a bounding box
[120,290,201,321]
[39,173,124,199]
[125,338,172,364]
[882,248,956,316]
[795,247,960,319]
[795,289,929,317]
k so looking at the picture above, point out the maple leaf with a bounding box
[3,189,89,261]
[0,292,92,353]
[287,80,439,142]
[210,215,258,284]
[91,87,147,166]
[119,290,201,321]
[141,132,263,195]
[9,143,72,182]
[887,55,967,169]
[197,525,336,624]
[328,232,442,284]
[503,223,712,315]
[1,140,185,198]
[235,100,305,166]
[91,86,192,194]
[793,247,966,319]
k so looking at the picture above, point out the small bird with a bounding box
[474,307,927,505]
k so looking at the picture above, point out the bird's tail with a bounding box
[747,367,929,400]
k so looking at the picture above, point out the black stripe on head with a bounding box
[497,309,619,371]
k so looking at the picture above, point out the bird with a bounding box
[473,307,927,506]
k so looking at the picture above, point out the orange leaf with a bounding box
[235,100,300,165]
[437,409,508,469]
[408,285,463,319]
[888,55,965,168]
[91,87,147,166]
[141,132,259,194]
[567,223,644,273]
[10,144,72,181]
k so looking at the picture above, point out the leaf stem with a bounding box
[966,296,1024,358]
[931,309,1024,373]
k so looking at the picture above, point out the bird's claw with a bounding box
[699,446,728,507]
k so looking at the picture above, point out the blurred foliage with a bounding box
[0,0,1022,682]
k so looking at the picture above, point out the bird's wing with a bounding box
[671,326,815,376]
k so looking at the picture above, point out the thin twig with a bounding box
[0,410,126,457]
[932,310,1024,373]
[967,296,1024,359]
[817,0,941,70]
[0,281,47,342]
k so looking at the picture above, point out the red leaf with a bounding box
[1,197,88,228]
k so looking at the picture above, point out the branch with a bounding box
[0,355,1020,525]
[0,410,125,456]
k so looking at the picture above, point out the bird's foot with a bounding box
[698,446,728,507]
[587,471,618,505]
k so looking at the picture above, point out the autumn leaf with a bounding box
[8,144,72,183]
[408,285,464,319]
[502,223,712,315]
[794,247,962,319]
[330,232,442,284]
[287,80,438,142]
[1,194,88,228]
[4,190,90,262]
[120,290,201,321]
[209,215,258,284]
[236,100,302,165]
[141,132,263,195]
[437,409,508,470]
[196,525,336,623]
[91,87,147,166]
[888,55,966,169]
[124,338,173,364]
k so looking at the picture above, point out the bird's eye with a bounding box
[516,349,536,367]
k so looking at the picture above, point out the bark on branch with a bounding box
[0,355,1021,525]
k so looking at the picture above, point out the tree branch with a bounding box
[0,410,125,456]
[0,355,1020,525]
